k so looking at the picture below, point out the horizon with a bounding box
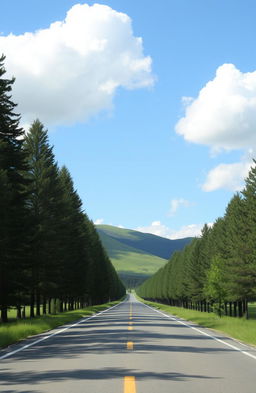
[96,223,195,241]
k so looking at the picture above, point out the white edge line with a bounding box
[0,301,124,360]
[141,301,256,361]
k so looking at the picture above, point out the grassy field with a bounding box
[0,300,122,349]
[136,295,256,347]
[96,225,193,288]
[7,305,44,321]
[97,225,192,260]
[98,229,167,275]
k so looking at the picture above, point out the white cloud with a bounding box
[169,198,191,216]
[169,224,204,240]
[176,64,256,152]
[94,218,104,225]
[136,221,205,240]
[181,96,194,107]
[1,3,154,127]
[202,160,252,192]
[136,221,170,238]
[176,64,256,191]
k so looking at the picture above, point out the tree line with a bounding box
[137,162,256,318]
[0,55,125,323]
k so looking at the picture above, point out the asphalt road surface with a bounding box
[1,294,256,393]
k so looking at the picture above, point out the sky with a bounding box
[1,0,256,239]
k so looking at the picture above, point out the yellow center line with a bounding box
[128,321,133,325]
[127,341,134,350]
[128,326,133,330]
[124,376,136,393]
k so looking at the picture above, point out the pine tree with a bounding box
[23,119,64,316]
[240,161,256,302]
[86,221,112,304]
[204,255,227,316]
[189,225,211,304]
[0,54,28,322]
[58,166,91,309]
[225,195,247,297]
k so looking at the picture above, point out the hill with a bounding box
[96,225,193,287]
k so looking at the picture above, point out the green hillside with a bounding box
[96,225,192,287]
[97,225,192,259]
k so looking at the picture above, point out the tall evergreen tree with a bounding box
[240,161,256,302]
[204,255,227,316]
[23,119,64,316]
[224,193,251,307]
[58,166,91,309]
[0,54,28,322]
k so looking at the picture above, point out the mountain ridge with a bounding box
[97,224,193,259]
[96,225,193,287]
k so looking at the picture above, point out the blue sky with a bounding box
[1,0,256,238]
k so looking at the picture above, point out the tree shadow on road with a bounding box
[0,366,219,385]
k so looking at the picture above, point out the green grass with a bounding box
[7,305,44,320]
[0,300,121,349]
[248,302,256,319]
[136,295,256,347]
[113,251,167,274]
[97,225,139,240]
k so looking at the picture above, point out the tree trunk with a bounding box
[1,307,8,323]
[229,302,232,317]
[238,301,243,317]
[244,299,249,319]
[16,305,22,319]
[59,299,63,313]
[53,298,57,314]
[234,301,237,317]
[30,290,35,318]
[36,290,41,316]
[43,296,47,315]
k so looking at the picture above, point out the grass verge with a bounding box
[0,300,122,349]
[136,295,256,347]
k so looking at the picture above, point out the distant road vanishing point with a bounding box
[1,294,256,393]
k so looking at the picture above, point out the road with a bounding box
[1,294,256,393]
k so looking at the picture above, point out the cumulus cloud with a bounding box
[202,160,252,192]
[176,64,256,191]
[136,221,170,238]
[169,198,191,216]
[136,221,204,240]
[94,218,104,225]
[1,3,154,126]
[176,64,256,151]
[169,224,204,240]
